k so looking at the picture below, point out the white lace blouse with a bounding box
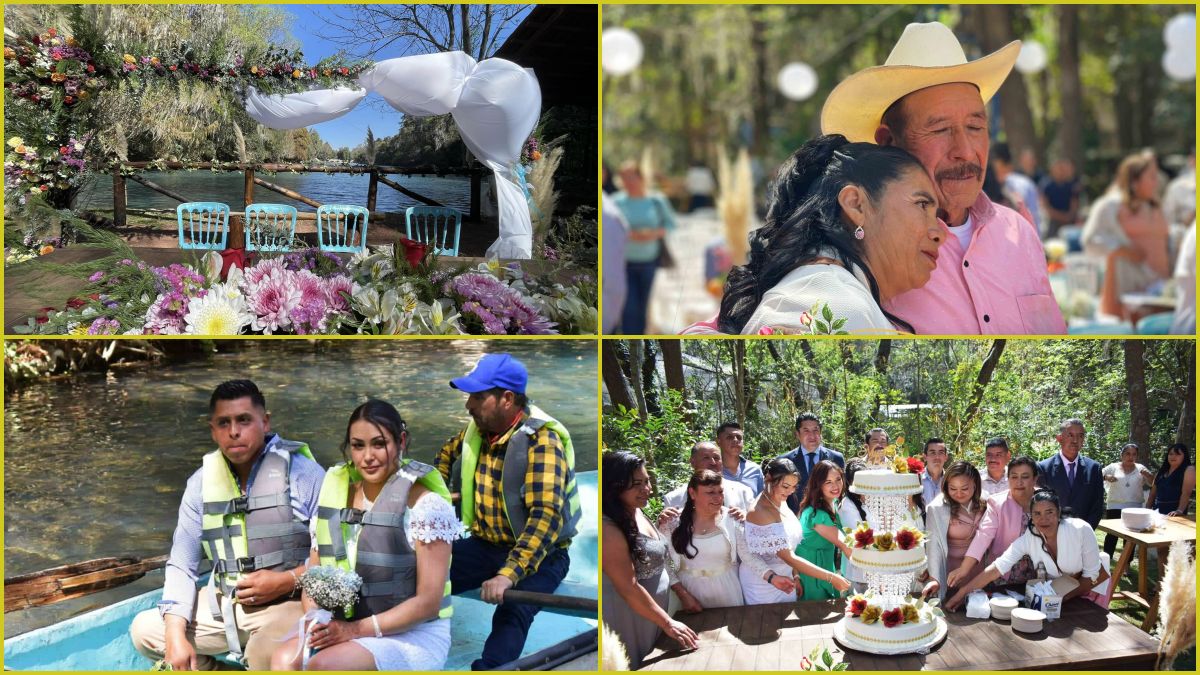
[308,490,465,554]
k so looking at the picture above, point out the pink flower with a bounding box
[324,275,355,312]
[246,271,301,334]
[799,311,813,327]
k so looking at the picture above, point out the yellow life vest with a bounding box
[198,438,316,663]
[458,405,582,542]
[315,459,454,620]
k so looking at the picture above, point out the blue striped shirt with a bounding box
[159,435,325,621]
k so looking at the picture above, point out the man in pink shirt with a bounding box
[821,22,1066,334]
[945,456,1039,597]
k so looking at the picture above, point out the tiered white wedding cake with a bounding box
[833,460,946,655]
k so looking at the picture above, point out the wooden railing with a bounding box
[111,161,486,246]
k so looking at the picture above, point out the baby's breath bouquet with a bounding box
[291,566,363,669]
[300,565,362,616]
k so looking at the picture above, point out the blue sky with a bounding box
[279,4,532,150]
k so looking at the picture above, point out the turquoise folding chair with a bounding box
[176,202,230,250]
[405,206,462,257]
[244,204,298,252]
[316,204,370,252]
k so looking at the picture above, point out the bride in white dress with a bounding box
[739,458,852,604]
[662,471,771,610]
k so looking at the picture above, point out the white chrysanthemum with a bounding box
[184,290,253,335]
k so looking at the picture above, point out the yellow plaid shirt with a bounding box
[436,411,573,582]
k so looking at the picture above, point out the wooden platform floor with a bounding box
[639,598,1159,671]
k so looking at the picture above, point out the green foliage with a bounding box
[605,340,1195,498]
[603,388,708,499]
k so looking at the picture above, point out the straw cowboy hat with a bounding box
[821,22,1020,143]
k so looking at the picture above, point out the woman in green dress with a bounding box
[795,460,856,599]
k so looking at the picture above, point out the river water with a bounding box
[74,171,473,213]
[3,339,596,634]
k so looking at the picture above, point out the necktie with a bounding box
[807,452,815,475]
[1067,461,1075,485]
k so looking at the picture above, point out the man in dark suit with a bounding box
[778,412,845,514]
[1037,418,1105,528]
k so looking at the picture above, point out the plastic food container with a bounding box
[1011,607,1046,633]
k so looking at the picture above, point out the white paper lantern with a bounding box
[1164,13,1196,49]
[602,28,644,76]
[1015,41,1048,75]
[1163,47,1196,82]
[777,62,818,101]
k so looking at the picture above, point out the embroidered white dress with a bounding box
[737,507,804,605]
[309,491,464,670]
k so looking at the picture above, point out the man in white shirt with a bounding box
[658,442,753,529]
[920,438,950,506]
[980,437,1011,498]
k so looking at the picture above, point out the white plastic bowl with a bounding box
[1122,507,1156,531]
[990,596,1019,620]
[1011,607,1046,633]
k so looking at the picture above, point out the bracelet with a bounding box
[289,570,300,597]
[766,572,776,583]
[371,614,382,638]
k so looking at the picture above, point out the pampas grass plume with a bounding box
[601,621,630,671]
[1156,539,1196,669]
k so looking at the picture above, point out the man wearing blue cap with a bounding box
[436,353,583,670]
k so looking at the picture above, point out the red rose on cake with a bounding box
[849,595,868,617]
[881,607,904,628]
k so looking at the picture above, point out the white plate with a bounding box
[832,617,948,656]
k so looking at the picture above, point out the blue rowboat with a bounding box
[3,472,598,671]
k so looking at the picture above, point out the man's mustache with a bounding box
[935,163,983,181]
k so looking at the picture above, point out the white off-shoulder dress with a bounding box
[308,491,465,670]
[737,507,804,605]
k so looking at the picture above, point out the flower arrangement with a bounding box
[21,246,595,336]
[891,454,925,475]
[845,591,943,628]
[299,565,362,616]
[842,522,925,551]
[4,132,92,205]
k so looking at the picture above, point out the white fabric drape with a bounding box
[244,87,367,130]
[244,51,541,258]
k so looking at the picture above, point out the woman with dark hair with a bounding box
[662,470,755,611]
[926,461,986,603]
[699,134,943,334]
[837,458,869,592]
[1146,443,1196,516]
[1101,443,1153,556]
[601,451,698,668]
[946,489,1110,611]
[947,456,1040,590]
[795,460,855,600]
[271,400,459,671]
[738,458,848,604]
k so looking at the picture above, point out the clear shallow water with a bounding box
[75,171,472,213]
[4,339,596,633]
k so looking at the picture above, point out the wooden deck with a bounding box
[639,599,1160,671]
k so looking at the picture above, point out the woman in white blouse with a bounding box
[1101,443,1153,557]
[946,489,1110,611]
[710,134,943,335]
[738,458,851,604]
[272,401,461,671]
[662,471,760,611]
